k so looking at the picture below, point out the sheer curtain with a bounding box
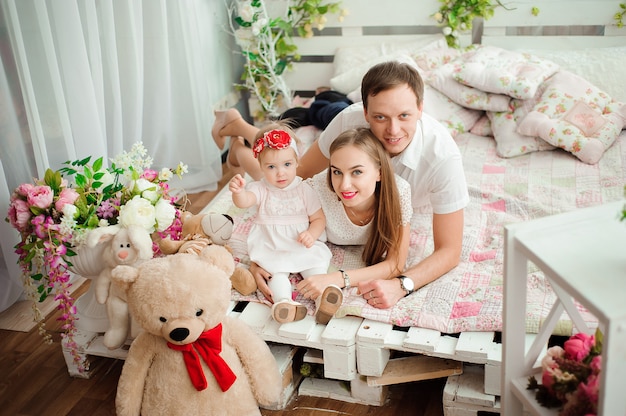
[0,0,239,312]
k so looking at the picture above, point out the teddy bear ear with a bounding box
[201,213,233,246]
[111,264,140,291]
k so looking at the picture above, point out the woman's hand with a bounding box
[249,262,273,302]
[357,278,405,309]
[296,273,340,300]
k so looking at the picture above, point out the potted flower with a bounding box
[527,328,603,415]
[5,142,187,373]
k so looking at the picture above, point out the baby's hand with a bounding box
[229,174,246,194]
[297,230,315,248]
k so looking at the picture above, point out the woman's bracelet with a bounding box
[339,269,350,289]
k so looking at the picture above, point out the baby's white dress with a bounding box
[246,177,332,274]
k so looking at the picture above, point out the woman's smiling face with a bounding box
[329,144,380,210]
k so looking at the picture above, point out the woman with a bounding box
[250,127,412,310]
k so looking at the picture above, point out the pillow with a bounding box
[413,46,461,71]
[453,45,560,100]
[488,96,556,158]
[330,52,413,94]
[416,45,511,112]
[333,35,447,77]
[424,63,511,112]
[423,85,483,137]
[518,46,626,104]
[517,70,626,164]
[330,37,448,94]
[469,115,493,137]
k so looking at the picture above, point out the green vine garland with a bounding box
[433,0,511,47]
[229,0,343,119]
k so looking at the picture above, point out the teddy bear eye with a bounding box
[196,309,203,317]
[159,317,167,323]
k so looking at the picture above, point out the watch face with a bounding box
[401,276,414,292]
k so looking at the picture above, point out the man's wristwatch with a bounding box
[397,275,415,296]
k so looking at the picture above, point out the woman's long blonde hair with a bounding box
[327,128,403,269]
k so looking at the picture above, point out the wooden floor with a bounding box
[0,160,447,416]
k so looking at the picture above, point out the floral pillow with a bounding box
[469,115,493,137]
[423,84,483,137]
[488,95,556,158]
[453,45,560,100]
[414,45,511,113]
[517,70,626,164]
[423,61,511,112]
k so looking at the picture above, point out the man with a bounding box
[297,61,468,308]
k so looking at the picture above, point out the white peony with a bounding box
[118,195,157,233]
[154,197,177,232]
[142,189,159,204]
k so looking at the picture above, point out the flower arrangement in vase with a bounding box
[527,328,603,416]
[5,142,186,372]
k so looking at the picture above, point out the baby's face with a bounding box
[259,148,298,189]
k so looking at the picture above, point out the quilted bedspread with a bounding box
[206,131,626,335]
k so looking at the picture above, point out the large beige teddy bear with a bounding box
[157,211,257,296]
[88,224,154,350]
[112,245,283,416]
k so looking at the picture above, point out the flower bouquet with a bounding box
[527,328,603,416]
[5,142,186,372]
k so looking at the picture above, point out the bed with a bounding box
[206,0,626,413]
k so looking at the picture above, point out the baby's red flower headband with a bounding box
[252,129,298,158]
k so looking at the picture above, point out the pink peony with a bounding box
[55,188,80,212]
[27,185,54,209]
[141,169,158,181]
[7,199,32,231]
[564,332,594,362]
[578,373,600,407]
[589,355,602,374]
[16,183,34,197]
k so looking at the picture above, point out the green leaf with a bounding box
[93,157,103,172]
[77,156,91,166]
[235,17,251,27]
[75,175,87,188]
[274,60,288,76]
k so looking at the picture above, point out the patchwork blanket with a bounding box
[206,131,626,335]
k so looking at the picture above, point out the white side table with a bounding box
[502,201,626,416]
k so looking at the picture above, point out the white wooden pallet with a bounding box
[443,365,501,416]
[356,319,546,398]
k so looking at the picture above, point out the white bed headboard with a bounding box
[268,0,625,96]
[481,0,626,49]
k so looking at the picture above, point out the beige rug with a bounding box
[0,276,87,332]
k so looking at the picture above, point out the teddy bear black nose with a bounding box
[169,328,190,342]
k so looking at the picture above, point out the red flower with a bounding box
[252,137,265,158]
[253,129,293,158]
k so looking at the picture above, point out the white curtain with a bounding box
[0,0,239,312]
